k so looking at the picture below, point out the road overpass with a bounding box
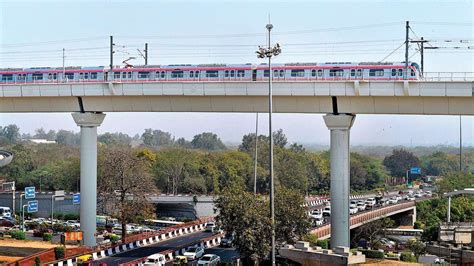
[2,78,472,247]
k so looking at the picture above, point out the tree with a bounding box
[191,132,226,150]
[98,132,132,146]
[407,239,426,261]
[98,148,157,241]
[273,129,287,148]
[383,149,420,177]
[141,129,174,148]
[154,149,197,194]
[0,124,20,144]
[422,152,459,176]
[351,218,396,248]
[214,184,310,263]
[55,130,80,146]
[437,171,474,194]
[175,137,192,149]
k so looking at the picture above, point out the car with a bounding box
[322,207,331,216]
[65,220,80,228]
[220,233,235,247]
[310,210,323,219]
[144,253,166,265]
[205,222,216,233]
[357,202,366,211]
[414,193,423,198]
[425,191,432,197]
[0,218,15,227]
[407,196,416,201]
[395,195,402,201]
[312,217,324,227]
[349,205,358,215]
[197,254,221,265]
[173,255,188,265]
[365,197,376,207]
[183,246,205,260]
[434,257,446,264]
[76,254,93,263]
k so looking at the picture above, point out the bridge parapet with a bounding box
[311,201,416,239]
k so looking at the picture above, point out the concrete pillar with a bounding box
[323,114,355,248]
[72,112,106,247]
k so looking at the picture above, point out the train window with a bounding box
[138,72,150,78]
[53,73,57,80]
[161,71,165,78]
[171,71,184,78]
[410,69,415,76]
[264,70,270,77]
[48,73,52,80]
[391,69,397,77]
[122,72,127,79]
[369,69,384,77]
[206,70,219,78]
[291,69,305,77]
[350,69,356,77]
[65,73,74,80]
[230,70,235,77]
[91,73,97,79]
[190,71,194,78]
[80,73,84,79]
[318,69,323,77]
[84,73,89,79]
[33,73,43,80]
[195,71,199,78]
[128,72,132,78]
[311,69,316,77]
[224,70,229,78]
[398,69,403,76]
[237,70,244,77]
[357,69,362,76]
[329,69,344,77]
[274,70,279,77]
[280,70,284,77]
[17,74,25,81]
[114,72,121,79]
[1,74,13,81]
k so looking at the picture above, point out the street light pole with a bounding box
[256,23,281,266]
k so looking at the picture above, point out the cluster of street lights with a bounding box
[255,23,281,266]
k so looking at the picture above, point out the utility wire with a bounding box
[378,42,406,62]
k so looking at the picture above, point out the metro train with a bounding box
[0,62,421,83]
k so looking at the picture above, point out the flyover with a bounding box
[2,78,472,248]
[443,188,474,223]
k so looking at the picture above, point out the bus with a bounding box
[0,207,11,218]
[144,219,183,230]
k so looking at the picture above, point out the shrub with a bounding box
[9,230,26,240]
[43,233,53,241]
[54,246,65,260]
[52,212,64,220]
[361,249,384,259]
[34,256,40,266]
[400,252,417,262]
[109,234,120,243]
[63,213,79,221]
[414,221,424,229]
[316,239,329,249]
[302,234,318,246]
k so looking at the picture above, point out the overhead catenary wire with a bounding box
[378,42,407,62]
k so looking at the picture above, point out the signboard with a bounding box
[27,200,38,213]
[410,167,421,175]
[64,231,83,241]
[25,186,35,199]
[73,193,80,205]
[54,190,65,201]
[2,181,15,192]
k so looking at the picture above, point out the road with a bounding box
[164,246,240,265]
[99,231,214,265]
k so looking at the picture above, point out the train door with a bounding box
[252,69,257,81]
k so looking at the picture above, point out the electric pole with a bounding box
[460,115,462,171]
[404,21,409,79]
[62,48,65,80]
[410,37,428,76]
[254,113,259,194]
[145,43,148,65]
[109,36,114,81]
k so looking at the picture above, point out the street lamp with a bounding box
[256,23,281,266]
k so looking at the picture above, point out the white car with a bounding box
[349,205,358,215]
[312,217,324,227]
[407,196,415,201]
[310,210,323,219]
[205,222,216,233]
[395,195,402,201]
[322,207,331,217]
[143,253,166,265]
[65,220,80,228]
[365,197,376,207]
[183,246,205,260]
[197,254,221,265]
[357,202,366,211]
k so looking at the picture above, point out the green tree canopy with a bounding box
[191,132,226,150]
[383,149,421,177]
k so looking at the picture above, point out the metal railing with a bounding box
[422,72,474,81]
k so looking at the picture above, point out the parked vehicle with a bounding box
[312,217,324,227]
[183,246,204,260]
[64,220,80,228]
[357,202,366,211]
[0,207,11,219]
[322,207,331,217]
[365,197,376,208]
[310,210,323,219]
[144,253,166,265]
[0,218,15,227]
[173,255,188,265]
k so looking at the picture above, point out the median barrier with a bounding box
[43,217,213,266]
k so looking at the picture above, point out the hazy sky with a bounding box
[0,0,473,146]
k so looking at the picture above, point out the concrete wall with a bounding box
[0,192,79,218]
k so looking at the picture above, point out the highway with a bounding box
[99,231,214,265]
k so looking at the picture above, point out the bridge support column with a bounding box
[72,112,106,247]
[323,114,355,249]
